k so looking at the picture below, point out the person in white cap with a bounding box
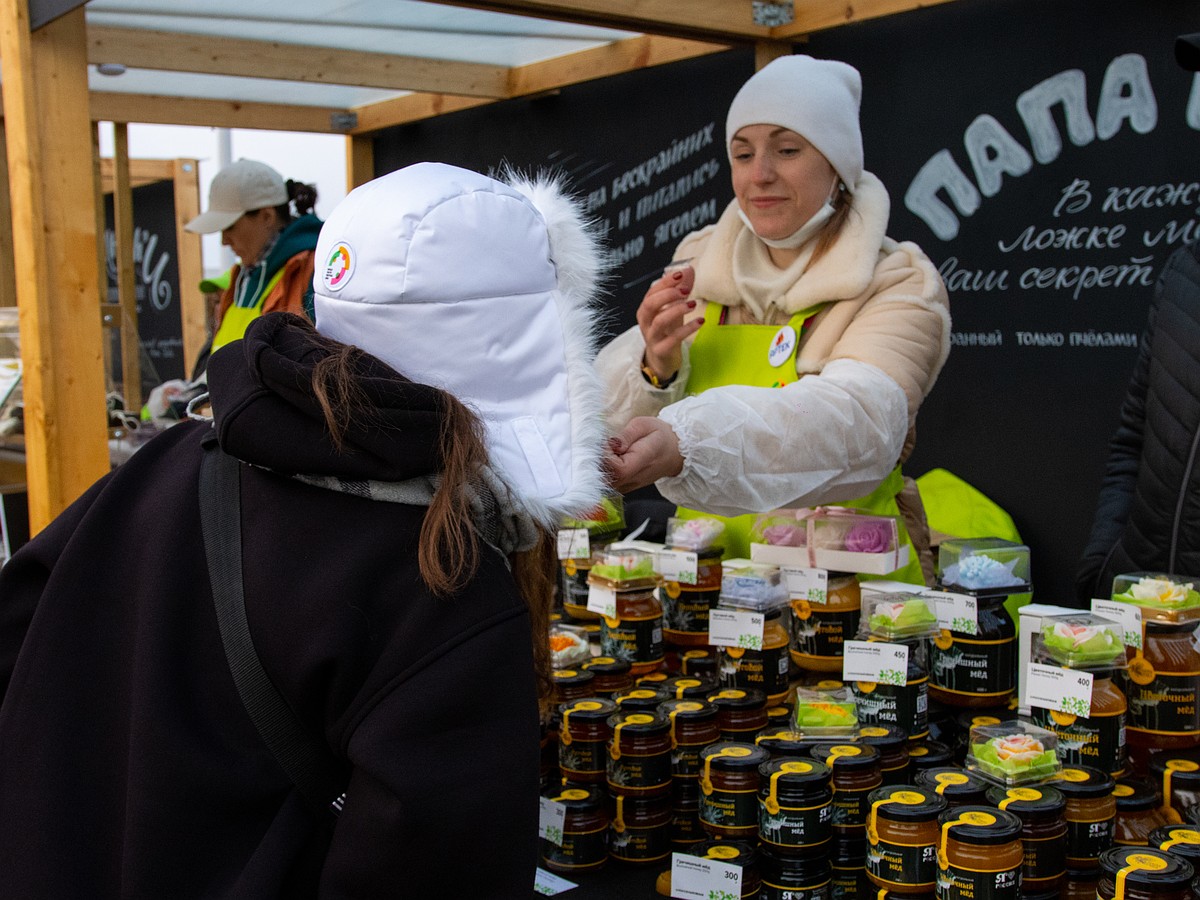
[185,159,323,366]
[598,54,951,584]
[0,163,607,896]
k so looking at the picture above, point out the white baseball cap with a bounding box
[185,159,289,234]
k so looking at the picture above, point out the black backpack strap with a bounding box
[199,434,346,816]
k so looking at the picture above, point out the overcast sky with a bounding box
[96,123,349,277]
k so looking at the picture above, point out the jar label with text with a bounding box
[1121,668,1200,735]
[1020,830,1067,887]
[936,863,1020,899]
[759,799,833,851]
[608,751,671,793]
[1064,815,1115,865]
[541,824,608,870]
[852,678,930,739]
[868,838,938,889]
[662,586,720,634]
[724,646,789,697]
[831,785,877,828]
[928,636,1016,696]
[792,608,860,660]
[609,822,671,862]
[560,739,606,778]
[700,788,760,832]
[1029,706,1125,775]
[601,616,664,666]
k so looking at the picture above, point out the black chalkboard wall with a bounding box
[373,0,1200,603]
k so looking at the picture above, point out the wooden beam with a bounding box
[0,121,16,308]
[755,40,796,70]
[172,159,206,377]
[432,0,770,42]
[351,34,727,133]
[774,0,960,37]
[346,135,374,190]
[91,91,347,133]
[0,3,110,531]
[87,25,511,98]
[98,156,177,191]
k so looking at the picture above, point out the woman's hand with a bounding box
[637,263,703,382]
[604,417,684,494]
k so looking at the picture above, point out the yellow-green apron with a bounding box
[675,301,923,584]
[210,267,286,354]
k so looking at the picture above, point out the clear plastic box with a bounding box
[719,563,789,613]
[860,592,941,641]
[966,721,1061,786]
[937,538,1032,595]
[1035,613,1126,669]
[793,685,858,736]
[548,623,592,669]
[1110,572,1200,624]
[665,516,725,553]
[586,546,659,589]
[749,507,910,575]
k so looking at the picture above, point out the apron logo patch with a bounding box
[767,324,797,368]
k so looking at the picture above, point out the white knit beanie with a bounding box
[725,54,864,191]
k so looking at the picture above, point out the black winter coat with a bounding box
[1077,240,1200,603]
[0,315,541,898]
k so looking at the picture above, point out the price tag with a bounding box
[781,566,827,602]
[657,549,699,585]
[1027,662,1094,717]
[586,584,616,619]
[1091,599,1143,650]
[538,797,566,846]
[708,609,765,651]
[556,528,589,561]
[533,867,577,895]
[670,852,743,900]
[842,640,909,687]
[926,590,979,636]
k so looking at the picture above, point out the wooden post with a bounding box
[755,40,795,70]
[172,158,205,376]
[346,134,374,190]
[0,121,16,308]
[112,122,142,410]
[0,2,110,531]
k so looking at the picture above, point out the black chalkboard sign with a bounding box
[372,0,1200,600]
[103,178,185,399]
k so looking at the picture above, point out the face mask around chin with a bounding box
[737,178,842,250]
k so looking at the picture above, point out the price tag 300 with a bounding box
[670,852,743,900]
[538,797,566,846]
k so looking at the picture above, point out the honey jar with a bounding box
[660,698,720,781]
[927,595,1016,708]
[758,757,833,858]
[811,743,883,836]
[600,584,666,676]
[719,608,792,704]
[699,742,771,840]
[1114,779,1184,845]
[661,546,723,647]
[1029,667,1127,777]
[857,725,912,786]
[607,711,672,799]
[985,784,1068,896]
[581,656,634,697]
[758,848,832,900]
[907,739,953,772]
[1149,823,1200,870]
[1095,846,1196,900]
[708,688,770,742]
[851,639,930,741]
[1148,750,1200,822]
[608,793,671,865]
[557,697,617,784]
[789,573,861,673]
[935,806,1024,900]
[913,767,990,808]
[866,786,947,894]
[662,675,718,700]
[1050,765,1117,870]
[539,785,608,874]
[1121,620,1200,770]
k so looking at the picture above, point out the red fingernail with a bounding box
[687,300,696,309]
[680,285,691,296]
[672,271,683,280]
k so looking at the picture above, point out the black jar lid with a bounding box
[701,741,770,769]
[955,709,1016,732]
[613,687,671,712]
[765,703,793,724]
[1051,765,1116,799]
[857,725,908,753]
[558,697,618,721]
[1149,750,1200,787]
[583,656,632,676]
[907,739,953,770]
[811,742,881,770]
[552,668,595,687]
[663,675,716,699]
[707,687,768,710]
[1150,825,1200,863]
[607,710,671,736]
[685,838,758,868]
[758,756,832,786]
[984,784,1066,816]
[754,728,818,756]
[937,805,1023,845]
[659,698,719,722]
[543,785,604,810]
[1114,779,1162,812]
[914,767,990,803]
[1098,846,1195,887]
[867,786,947,821]
[679,650,718,676]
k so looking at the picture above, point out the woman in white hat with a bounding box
[0,163,606,895]
[599,54,951,583]
[185,159,322,364]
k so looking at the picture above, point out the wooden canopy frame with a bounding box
[0,0,955,534]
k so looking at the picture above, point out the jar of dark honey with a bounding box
[851,640,930,741]
[866,786,946,894]
[1095,846,1196,900]
[601,585,665,676]
[681,649,719,679]
[581,656,635,697]
[985,785,1067,896]
[552,668,596,706]
[758,848,832,900]
[789,573,861,673]
[1148,750,1200,823]
[936,806,1024,900]
[708,687,770,742]
[661,546,723,647]
[1114,779,1184,846]
[608,793,671,865]
[1121,621,1200,771]
[660,698,720,781]
[1148,823,1200,871]
[607,711,672,799]
[719,608,792,704]
[539,785,608,874]
[699,742,770,840]
[913,767,990,809]
[557,697,617,784]
[1051,765,1116,871]
[758,757,833,858]
[612,686,671,714]
[857,725,912,786]
[1030,668,1127,777]
[810,743,883,836]
[927,596,1016,708]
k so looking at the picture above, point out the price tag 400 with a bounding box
[1027,663,1094,717]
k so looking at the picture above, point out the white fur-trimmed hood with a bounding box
[311,162,608,527]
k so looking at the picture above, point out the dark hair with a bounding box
[305,322,557,696]
[272,179,318,222]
